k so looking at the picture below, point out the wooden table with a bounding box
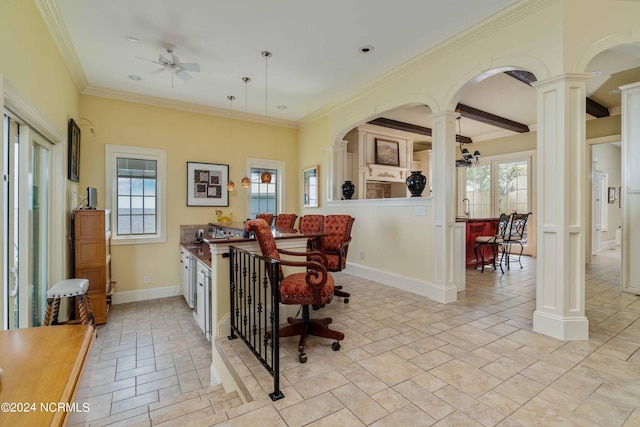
[0,325,95,427]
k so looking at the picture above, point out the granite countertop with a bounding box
[181,227,318,268]
[180,242,212,268]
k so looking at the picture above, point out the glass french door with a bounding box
[2,112,51,329]
[462,153,533,255]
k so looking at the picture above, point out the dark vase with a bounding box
[341,180,355,200]
[406,171,427,197]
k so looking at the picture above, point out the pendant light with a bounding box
[241,77,251,188]
[260,51,272,184]
[226,95,236,191]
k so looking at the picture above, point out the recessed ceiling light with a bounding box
[591,70,602,76]
[128,74,142,81]
[277,105,287,110]
[126,36,139,43]
[359,45,375,54]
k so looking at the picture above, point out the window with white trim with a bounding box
[106,145,166,244]
[246,159,285,219]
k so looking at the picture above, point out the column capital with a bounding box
[429,110,459,122]
[531,72,593,89]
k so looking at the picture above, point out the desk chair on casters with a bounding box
[474,213,512,274]
[256,213,275,226]
[245,218,344,363]
[274,213,297,229]
[298,215,325,251]
[317,215,355,303]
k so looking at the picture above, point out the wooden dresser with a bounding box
[74,209,114,324]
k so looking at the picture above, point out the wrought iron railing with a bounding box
[228,246,284,401]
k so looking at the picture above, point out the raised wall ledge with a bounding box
[327,196,432,208]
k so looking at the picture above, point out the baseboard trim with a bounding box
[533,310,589,340]
[111,285,181,305]
[344,262,458,303]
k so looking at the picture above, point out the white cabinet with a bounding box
[180,247,196,308]
[195,260,212,341]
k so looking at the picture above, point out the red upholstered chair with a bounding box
[256,213,274,226]
[317,215,355,303]
[245,218,344,363]
[298,215,325,251]
[274,213,298,229]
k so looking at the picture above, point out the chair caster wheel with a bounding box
[343,298,349,304]
[332,341,341,351]
[298,353,307,363]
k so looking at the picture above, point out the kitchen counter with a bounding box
[180,242,212,268]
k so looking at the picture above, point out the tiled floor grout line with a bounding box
[77,248,640,426]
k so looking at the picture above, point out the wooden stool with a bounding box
[43,279,94,326]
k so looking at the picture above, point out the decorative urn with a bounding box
[406,171,427,197]
[341,180,355,200]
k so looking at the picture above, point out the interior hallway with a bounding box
[78,248,640,426]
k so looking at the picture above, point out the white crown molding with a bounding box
[297,0,555,127]
[82,86,297,129]
[2,77,64,144]
[35,0,88,91]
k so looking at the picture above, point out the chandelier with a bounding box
[455,116,480,167]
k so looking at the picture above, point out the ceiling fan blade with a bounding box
[151,68,166,75]
[136,56,162,66]
[180,62,200,72]
[175,69,192,81]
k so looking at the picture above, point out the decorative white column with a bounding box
[621,81,640,294]
[429,111,459,303]
[532,73,591,340]
[327,140,348,202]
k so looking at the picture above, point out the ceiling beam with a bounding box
[456,103,530,133]
[504,71,610,118]
[585,97,610,118]
[367,117,472,144]
[504,70,537,85]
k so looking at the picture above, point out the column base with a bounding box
[533,310,589,341]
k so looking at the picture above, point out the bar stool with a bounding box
[43,278,94,326]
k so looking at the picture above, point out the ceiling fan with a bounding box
[137,44,200,87]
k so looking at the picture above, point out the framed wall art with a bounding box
[303,165,319,208]
[187,162,229,206]
[68,118,81,182]
[375,138,400,166]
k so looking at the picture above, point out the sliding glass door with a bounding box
[2,112,51,329]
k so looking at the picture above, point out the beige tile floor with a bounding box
[81,247,640,426]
